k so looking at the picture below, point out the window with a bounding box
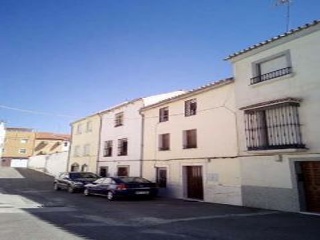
[74,145,80,157]
[103,140,113,157]
[159,133,170,151]
[159,107,169,122]
[76,124,82,134]
[64,141,69,147]
[19,148,27,154]
[183,129,197,149]
[86,121,92,132]
[99,167,109,177]
[156,167,167,188]
[20,139,28,144]
[117,166,129,176]
[243,99,305,150]
[251,52,292,84]
[115,112,124,127]
[185,99,197,116]
[83,144,90,156]
[118,138,128,156]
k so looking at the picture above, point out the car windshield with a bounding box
[119,177,150,183]
[70,172,98,179]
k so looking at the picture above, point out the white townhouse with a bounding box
[140,79,241,205]
[226,20,320,213]
[97,92,184,178]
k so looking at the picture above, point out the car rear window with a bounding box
[70,172,98,179]
[119,177,151,183]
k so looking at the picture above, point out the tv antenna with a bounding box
[275,0,292,32]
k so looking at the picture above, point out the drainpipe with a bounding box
[66,124,73,172]
[139,110,145,178]
[96,113,103,175]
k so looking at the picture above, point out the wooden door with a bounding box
[186,166,203,200]
[300,161,320,212]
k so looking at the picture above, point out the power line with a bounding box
[0,104,76,118]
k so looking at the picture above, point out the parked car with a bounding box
[83,176,158,200]
[54,172,100,193]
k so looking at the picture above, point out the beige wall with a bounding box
[142,81,242,205]
[69,114,101,173]
[3,130,35,158]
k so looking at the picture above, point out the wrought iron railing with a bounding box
[250,67,292,84]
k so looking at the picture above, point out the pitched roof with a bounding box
[141,77,234,111]
[35,132,71,141]
[225,20,320,60]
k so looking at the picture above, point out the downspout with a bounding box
[96,113,103,175]
[139,110,145,178]
[66,124,73,172]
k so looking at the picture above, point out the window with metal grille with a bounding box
[244,102,305,150]
[183,129,197,149]
[159,107,169,122]
[185,99,197,116]
[103,140,113,157]
[159,133,170,151]
[115,112,124,127]
[118,138,128,156]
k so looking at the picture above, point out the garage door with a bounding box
[10,159,28,168]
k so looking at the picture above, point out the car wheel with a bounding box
[53,183,60,191]
[84,188,90,196]
[68,185,75,193]
[107,191,115,201]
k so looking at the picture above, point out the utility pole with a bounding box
[275,0,292,32]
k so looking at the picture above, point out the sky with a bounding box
[0,0,319,134]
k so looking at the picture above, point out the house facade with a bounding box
[226,20,320,212]
[1,128,36,167]
[140,79,241,205]
[68,114,101,173]
[33,132,70,156]
[97,92,185,177]
[0,121,5,161]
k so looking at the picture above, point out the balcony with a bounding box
[250,67,292,85]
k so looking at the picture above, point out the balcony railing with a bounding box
[250,67,292,85]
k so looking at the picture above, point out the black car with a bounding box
[54,172,100,193]
[83,176,158,200]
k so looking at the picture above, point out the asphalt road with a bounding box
[0,167,319,240]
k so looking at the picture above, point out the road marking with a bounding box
[0,207,76,213]
[65,211,279,227]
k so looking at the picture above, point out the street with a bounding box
[0,168,319,240]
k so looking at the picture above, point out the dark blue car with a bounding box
[83,176,158,200]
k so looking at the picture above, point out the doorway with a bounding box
[184,166,203,200]
[297,161,320,213]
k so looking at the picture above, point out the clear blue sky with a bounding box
[1,0,319,133]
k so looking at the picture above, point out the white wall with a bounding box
[98,100,144,176]
[232,27,320,154]
[28,151,68,177]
